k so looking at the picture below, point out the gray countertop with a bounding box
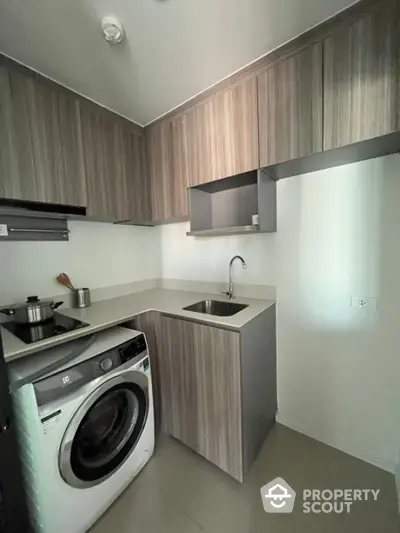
[2,288,275,363]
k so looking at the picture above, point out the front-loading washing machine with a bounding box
[8,326,155,533]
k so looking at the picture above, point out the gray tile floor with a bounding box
[90,424,400,533]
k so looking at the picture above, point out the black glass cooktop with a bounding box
[1,312,89,344]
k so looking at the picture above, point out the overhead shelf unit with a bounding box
[187,169,276,237]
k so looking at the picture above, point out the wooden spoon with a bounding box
[56,272,76,292]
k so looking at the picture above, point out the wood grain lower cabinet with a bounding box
[160,316,243,480]
[0,66,86,206]
[324,2,400,149]
[258,43,323,167]
[134,312,162,431]
[195,76,259,184]
[80,103,150,222]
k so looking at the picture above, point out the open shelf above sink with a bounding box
[186,225,260,237]
[187,169,276,237]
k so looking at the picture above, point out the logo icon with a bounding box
[260,477,296,513]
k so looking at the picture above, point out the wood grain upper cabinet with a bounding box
[145,120,174,222]
[159,316,242,480]
[195,76,258,184]
[80,104,121,220]
[146,115,192,223]
[120,123,151,223]
[80,103,150,222]
[0,66,86,206]
[324,3,400,149]
[171,107,198,205]
[258,43,323,167]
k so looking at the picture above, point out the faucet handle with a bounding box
[220,291,232,299]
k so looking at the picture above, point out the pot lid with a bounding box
[13,296,56,310]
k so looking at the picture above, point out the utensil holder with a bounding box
[74,288,91,309]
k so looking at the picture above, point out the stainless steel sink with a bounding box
[183,300,248,317]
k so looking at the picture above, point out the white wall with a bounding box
[159,154,400,472]
[276,154,400,472]
[159,222,276,286]
[0,221,160,305]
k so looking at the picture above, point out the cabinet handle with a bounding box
[9,228,70,234]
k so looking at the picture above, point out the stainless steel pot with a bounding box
[8,296,63,325]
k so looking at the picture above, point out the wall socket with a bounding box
[351,296,378,310]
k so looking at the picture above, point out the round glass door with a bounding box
[62,381,147,487]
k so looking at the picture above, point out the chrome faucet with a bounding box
[222,255,247,300]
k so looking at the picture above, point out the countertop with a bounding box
[2,288,275,363]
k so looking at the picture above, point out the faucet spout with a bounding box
[225,255,247,300]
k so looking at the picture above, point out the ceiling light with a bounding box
[101,17,125,44]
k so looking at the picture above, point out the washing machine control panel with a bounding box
[34,333,148,406]
[119,334,147,363]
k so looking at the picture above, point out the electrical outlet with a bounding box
[351,296,378,310]
[0,224,8,237]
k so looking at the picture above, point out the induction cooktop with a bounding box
[1,312,89,344]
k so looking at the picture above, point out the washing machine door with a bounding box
[59,371,148,488]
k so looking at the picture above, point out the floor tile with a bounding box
[90,424,400,533]
[89,467,204,533]
[245,425,400,533]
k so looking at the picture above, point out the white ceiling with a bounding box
[0,0,356,126]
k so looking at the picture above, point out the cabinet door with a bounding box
[145,120,174,222]
[159,316,197,439]
[171,107,198,205]
[196,76,258,184]
[0,65,22,200]
[135,312,162,431]
[258,43,323,167]
[160,316,242,480]
[120,124,151,223]
[80,103,122,219]
[80,104,148,222]
[324,4,400,149]
[0,66,86,206]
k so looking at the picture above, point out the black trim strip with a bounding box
[41,410,62,424]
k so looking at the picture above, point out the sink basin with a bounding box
[183,300,248,317]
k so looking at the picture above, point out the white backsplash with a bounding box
[159,221,277,287]
[0,220,161,306]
